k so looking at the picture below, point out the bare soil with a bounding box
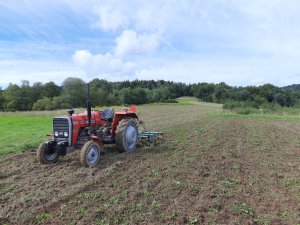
[0,104,299,225]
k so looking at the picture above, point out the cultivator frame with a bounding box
[138,131,164,147]
[137,121,163,147]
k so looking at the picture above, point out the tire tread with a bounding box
[115,118,138,152]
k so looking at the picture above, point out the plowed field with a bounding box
[0,101,299,225]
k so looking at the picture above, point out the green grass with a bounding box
[176,97,197,105]
[0,108,93,155]
[33,212,52,222]
[176,97,221,106]
[0,116,52,154]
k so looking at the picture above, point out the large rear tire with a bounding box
[37,142,59,164]
[80,140,101,167]
[115,118,138,152]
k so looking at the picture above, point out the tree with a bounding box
[32,82,44,103]
[3,78,300,111]
[131,88,148,104]
[259,84,280,103]
[20,80,34,110]
[90,86,107,106]
[3,84,19,111]
[3,83,32,111]
[90,79,113,106]
[52,96,72,109]
[90,79,112,94]
[234,89,250,101]
[105,93,119,106]
[43,81,61,98]
[62,77,86,108]
[212,82,232,103]
[151,86,172,102]
[193,83,215,102]
[32,97,54,110]
[0,87,4,110]
[119,88,133,105]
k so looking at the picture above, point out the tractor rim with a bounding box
[125,124,138,149]
[45,152,58,161]
[87,145,99,166]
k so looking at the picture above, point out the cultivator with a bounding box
[138,131,164,147]
[137,121,163,147]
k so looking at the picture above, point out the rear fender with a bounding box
[111,113,138,136]
[129,105,136,112]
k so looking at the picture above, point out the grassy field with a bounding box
[0,116,51,154]
[0,98,299,224]
[0,110,67,154]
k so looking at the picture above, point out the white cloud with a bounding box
[72,50,136,76]
[72,50,93,67]
[114,30,161,57]
[134,1,176,33]
[92,6,128,31]
[0,59,82,88]
[72,29,161,77]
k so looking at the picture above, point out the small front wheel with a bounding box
[37,142,59,164]
[80,140,101,167]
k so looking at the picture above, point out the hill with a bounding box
[282,84,300,91]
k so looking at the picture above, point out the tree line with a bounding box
[0,77,299,111]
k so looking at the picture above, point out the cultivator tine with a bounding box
[137,120,164,147]
[138,131,164,147]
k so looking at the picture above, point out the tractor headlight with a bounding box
[54,131,59,137]
[64,131,68,137]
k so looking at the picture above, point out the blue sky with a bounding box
[1,0,300,88]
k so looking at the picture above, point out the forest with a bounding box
[0,77,299,111]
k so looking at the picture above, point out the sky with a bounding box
[1,0,300,88]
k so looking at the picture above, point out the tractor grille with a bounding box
[53,117,69,131]
[53,117,70,139]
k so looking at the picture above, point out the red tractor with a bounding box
[37,83,141,167]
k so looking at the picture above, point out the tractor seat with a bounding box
[101,108,115,122]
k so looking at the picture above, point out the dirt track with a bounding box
[0,104,299,224]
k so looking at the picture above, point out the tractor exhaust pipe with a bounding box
[87,82,91,127]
